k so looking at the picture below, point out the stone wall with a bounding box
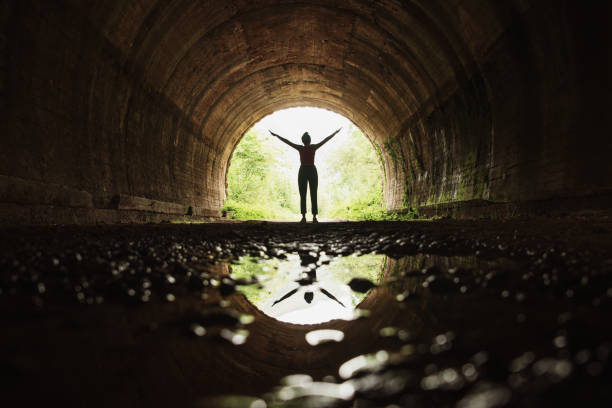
[381,1,611,216]
[1,1,222,224]
[0,0,609,224]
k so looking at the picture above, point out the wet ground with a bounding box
[1,218,612,407]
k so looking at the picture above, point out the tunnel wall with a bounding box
[382,1,611,218]
[0,1,610,225]
[381,73,493,210]
[0,1,221,224]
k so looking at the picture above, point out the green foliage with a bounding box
[223,124,418,221]
[324,253,386,287]
[376,209,418,221]
[222,199,270,220]
[374,141,386,180]
[224,129,298,220]
[317,125,384,220]
[230,257,290,304]
[383,137,402,175]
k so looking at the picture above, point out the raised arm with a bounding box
[319,287,345,307]
[271,288,299,307]
[313,128,341,149]
[269,130,300,150]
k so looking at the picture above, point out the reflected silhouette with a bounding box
[232,252,384,324]
[271,251,345,308]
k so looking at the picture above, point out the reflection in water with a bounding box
[305,329,345,345]
[201,251,604,407]
[231,252,384,324]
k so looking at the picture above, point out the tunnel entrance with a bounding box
[223,107,385,221]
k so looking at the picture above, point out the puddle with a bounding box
[227,252,505,325]
[230,253,384,324]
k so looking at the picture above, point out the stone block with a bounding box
[0,174,93,208]
[115,194,187,215]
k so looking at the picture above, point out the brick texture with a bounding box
[1,0,609,224]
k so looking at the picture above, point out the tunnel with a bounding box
[1,1,611,407]
[2,0,610,222]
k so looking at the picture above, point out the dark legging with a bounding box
[298,165,318,215]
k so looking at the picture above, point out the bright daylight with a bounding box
[223,107,386,221]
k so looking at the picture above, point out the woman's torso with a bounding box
[297,145,317,165]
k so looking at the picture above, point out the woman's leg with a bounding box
[298,166,307,215]
[309,166,318,215]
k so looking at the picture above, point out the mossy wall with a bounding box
[380,2,610,216]
[381,74,492,210]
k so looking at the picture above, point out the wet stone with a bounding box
[305,329,345,346]
[219,328,250,345]
[347,278,376,293]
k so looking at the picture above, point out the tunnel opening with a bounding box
[223,107,390,221]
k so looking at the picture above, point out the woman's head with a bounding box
[301,132,311,145]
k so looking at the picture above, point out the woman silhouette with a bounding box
[269,128,341,223]
[271,252,345,308]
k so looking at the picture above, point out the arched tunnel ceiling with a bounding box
[88,0,478,164]
[2,0,609,224]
